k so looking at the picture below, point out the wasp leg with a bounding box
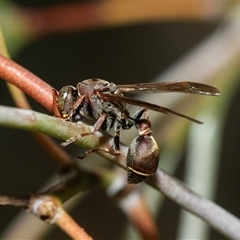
[61,113,108,147]
[52,89,63,118]
[67,95,86,120]
[78,146,119,159]
[110,108,150,154]
[112,123,121,155]
[123,107,149,130]
[79,120,122,158]
[132,107,149,120]
[52,89,86,120]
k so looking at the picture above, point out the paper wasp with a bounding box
[52,79,220,183]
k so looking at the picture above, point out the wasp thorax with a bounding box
[126,131,160,184]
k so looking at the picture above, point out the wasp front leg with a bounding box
[52,89,63,118]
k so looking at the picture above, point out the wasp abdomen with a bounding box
[127,134,160,184]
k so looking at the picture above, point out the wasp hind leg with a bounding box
[78,121,122,159]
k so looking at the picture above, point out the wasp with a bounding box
[52,79,220,184]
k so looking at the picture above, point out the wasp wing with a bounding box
[118,81,220,96]
[102,93,203,124]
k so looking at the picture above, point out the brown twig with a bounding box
[0,55,53,112]
[55,210,93,240]
[28,195,93,240]
[120,190,161,240]
[0,166,99,240]
[0,196,28,207]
